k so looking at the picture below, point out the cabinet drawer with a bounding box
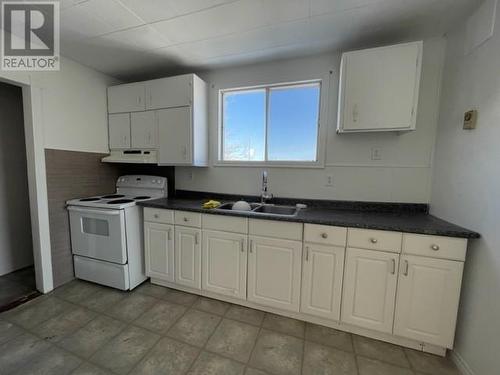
[402,234,467,261]
[144,208,174,224]
[348,228,402,253]
[249,219,302,241]
[304,224,346,246]
[202,214,248,234]
[175,211,202,228]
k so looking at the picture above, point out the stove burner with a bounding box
[107,199,135,205]
[102,194,125,199]
[80,197,101,202]
[133,196,151,200]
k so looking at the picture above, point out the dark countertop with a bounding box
[138,195,480,239]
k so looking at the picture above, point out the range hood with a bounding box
[102,150,158,164]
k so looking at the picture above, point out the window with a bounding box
[220,81,321,164]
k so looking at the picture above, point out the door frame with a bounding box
[0,73,54,293]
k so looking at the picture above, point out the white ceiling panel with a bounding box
[99,25,173,51]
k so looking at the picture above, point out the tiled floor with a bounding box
[0,280,461,375]
[0,266,39,312]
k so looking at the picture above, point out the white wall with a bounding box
[0,83,33,275]
[176,37,446,202]
[430,2,500,374]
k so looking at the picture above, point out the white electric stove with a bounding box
[67,175,167,290]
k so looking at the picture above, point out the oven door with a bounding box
[68,206,128,264]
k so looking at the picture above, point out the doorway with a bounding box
[0,82,40,311]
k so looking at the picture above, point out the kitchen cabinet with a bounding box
[108,113,131,149]
[146,74,192,110]
[144,222,174,282]
[337,41,422,132]
[108,83,145,113]
[157,106,192,164]
[301,243,344,321]
[247,236,302,312]
[341,247,399,333]
[174,226,201,289]
[394,255,463,347]
[131,111,157,149]
[202,230,247,300]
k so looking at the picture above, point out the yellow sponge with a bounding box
[202,200,221,209]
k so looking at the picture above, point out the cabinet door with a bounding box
[108,83,145,113]
[301,244,345,321]
[341,247,399,333]
[108,114,130,149]
[247,236,302,312]
[146,75,192,110]
[131,111,157,149]
[339,42,421,132]
[157,106,191,164]
[202,230,247,300]
[175,226,201,290]
[394,255,463,348]
[144,222,174,282]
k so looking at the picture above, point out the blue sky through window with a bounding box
[222,82,320,162]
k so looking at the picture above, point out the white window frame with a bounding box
[216,79,324,168]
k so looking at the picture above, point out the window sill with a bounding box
[213,161,325,169]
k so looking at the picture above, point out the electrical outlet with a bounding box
[187,171,194,182]
[371,147,382,161]
[325,175,334,187]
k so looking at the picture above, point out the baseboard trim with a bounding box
[451,350,475,375]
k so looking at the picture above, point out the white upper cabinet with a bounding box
[108,113,131,149]
[337,41,423,132]
[131,111,157,149]
[157,106,192,165]
[108,83,146,114]
[146,74,193,110]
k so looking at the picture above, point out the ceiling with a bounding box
[54,0,480,81]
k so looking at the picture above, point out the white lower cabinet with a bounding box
[202,230,247,300]
[341,247,399,333]
[247,236,302,312]
[394,255,464,347]
[301,243,345,321]
[174,226,201,289]
[144,222,174,282]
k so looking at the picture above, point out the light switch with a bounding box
[463,110,478,129]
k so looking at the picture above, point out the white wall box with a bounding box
[144,222,174,282]
[175,226,202,289]
[341,247,399,333]
[337,41,423,132]
[202,230,247,300]
[108,83,146,114]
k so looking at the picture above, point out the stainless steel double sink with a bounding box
[214,202,300,217]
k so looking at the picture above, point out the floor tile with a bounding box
[225,305,265,326]
[58,315,126,358]
[357,356,414,375]
[303,341,357,375]
[134,282,169,299]
[15,345,82,375]
[0,319,25,344]
[4,296,72,329]
[167,309,221,347]
[353,335,410,367]
[163,288,199,306]
[193,296,231,316]
[106,293,158,322]
[52,280,102,304]
[245,368,269,375]
[206,319,260,362]
[133,300,186,334]
[262,313,305,338]
[0,332,51,374]
[249,329,303,375]
[132,336,199,375]
[305,322,353,352]
[72,362,114,375]
[188,351,245,375]
[32,306,96,343]
[79,288,127,312]
[405,349,460,375]
[91,325,160,374]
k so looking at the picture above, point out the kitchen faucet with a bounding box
[260,170,273,203]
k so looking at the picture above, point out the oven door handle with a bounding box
[67,206,122,216]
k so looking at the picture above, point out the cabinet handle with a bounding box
[183,217,189,222]
[249,240,253,253]
[403,260,409,276]
[195,232,199,245]
[154,214,159,219]
[167,228,171,240]
[240,238,245,252]
[305,246,309,261]
[321,233,328,239]
[390,258,396,274]
[138,96,141,105]
[431,244,440,251]
[352,103,359,122]
[370,238,378,244]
